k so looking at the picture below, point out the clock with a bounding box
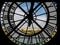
[0,2,57,45]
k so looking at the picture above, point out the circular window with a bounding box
[0,2,57,45]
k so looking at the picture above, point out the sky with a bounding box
[14,2,47,29]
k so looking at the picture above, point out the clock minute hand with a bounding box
[28,2,34,26]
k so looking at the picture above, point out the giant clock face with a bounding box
[0,2,57,45]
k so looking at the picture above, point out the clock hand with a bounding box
[28,2,42,27]
[28,2,34,26]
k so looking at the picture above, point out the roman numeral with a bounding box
[37,35,40,42]
[40,33,46,40]
[23,36,26,43]
[37,33,45,42]
[7,26,13,32]
[45,24,54,32]
[44,24,54,38]
[9,15,14,20]
[50,15,57,20]
[3,15,13,20]
[27,36,30,44]
[10,3,17,11]
[49,15,57,25]
[11,6,16,10]
[7,3,11,7]
[3,15,7,20]
[35,36,38,44]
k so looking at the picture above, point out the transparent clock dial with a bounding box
[0,2,57,45]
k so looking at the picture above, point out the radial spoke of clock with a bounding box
[34,12,47,17]
[35,10,56,17]
[15,2,28,15]
[13,19,23,22]
[32,21,35,34]
[4,19,23,25]
[7,16,28,36]
[33,2,42,11]
[14,13,24,16]
[35,18,46,22]
[26,2,29,12]
[4,10,24,16]
[32,19,43,30]
[25,22,28,35]
[33,4,43,15]
[35,18,56,25]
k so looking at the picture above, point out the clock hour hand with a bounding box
[28,19,32,26]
